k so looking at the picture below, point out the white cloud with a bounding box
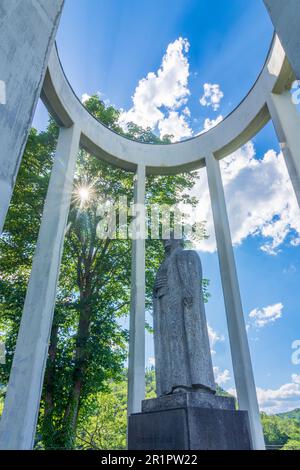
[227,375,300,414]
[207,324,224,355]
[292,374,300,384]
[81,93,91,103]
[203,114,223,132]
[119,37,191,137]
[182,106,191,117]
[249,303,283,328]
[82,91,109,106]
[158,111,192,142]
[191,142,300,254]
[200,83,224,111]
[257,380,300,414]
[213,366,231,385]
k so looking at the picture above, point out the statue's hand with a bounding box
[154,278,164,290]
[154,273,167,295]
[183,291,193,308]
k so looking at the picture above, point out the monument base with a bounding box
[128,392,252,450]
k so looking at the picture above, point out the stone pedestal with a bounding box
[128,392,252,450]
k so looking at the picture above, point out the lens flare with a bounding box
[73,180,96,209]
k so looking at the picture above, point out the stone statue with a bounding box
[153,236,216,397]
[130,236,252,450]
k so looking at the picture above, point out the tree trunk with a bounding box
[62,284,92,447]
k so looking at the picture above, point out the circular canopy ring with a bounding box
[42,35,294,175]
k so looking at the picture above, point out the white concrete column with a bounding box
[264,0,300,78]
[127,165,146,416]
[0,0,64,234]
[267,90,300,208]
[0,124,80,450]
[205,153,265,450]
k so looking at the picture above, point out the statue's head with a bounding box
[162,232,184,255]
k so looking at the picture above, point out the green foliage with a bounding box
[0,387,4,416]
[281,439,300,450]
[75,368,156,450]
[77,381,128,450]
[215,384,232,398]
[83,94,174,144]
[261,413,289,448]
[277,408,300,423]
[261,412,300,450]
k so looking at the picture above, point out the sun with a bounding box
[78,186,90,203]
[73,180,96,209]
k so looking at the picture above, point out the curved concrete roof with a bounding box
[42,35,294,175]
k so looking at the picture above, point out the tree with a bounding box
[261,413,290,448]
[75,368,156,450]
[0,95,200,449]
[281,439,300,450]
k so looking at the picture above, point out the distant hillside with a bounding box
[277,408,300,423]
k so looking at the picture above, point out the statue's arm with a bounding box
[176,250,202,308]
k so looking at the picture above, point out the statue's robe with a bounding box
[153,248,216,396]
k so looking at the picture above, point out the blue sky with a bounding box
[33,0,300,414]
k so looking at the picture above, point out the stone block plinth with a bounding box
[128,392,252,450]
